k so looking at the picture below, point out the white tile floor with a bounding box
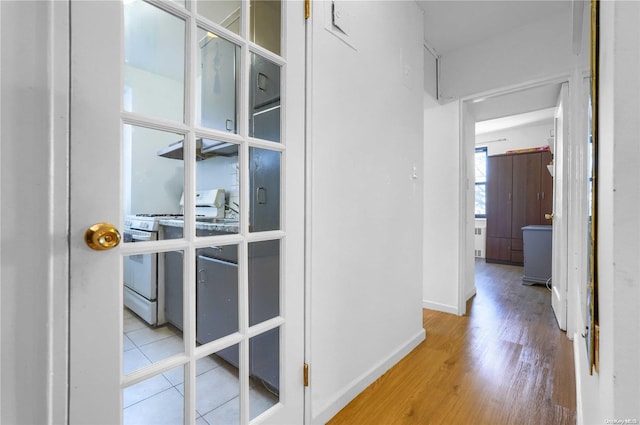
[123,308,278,425]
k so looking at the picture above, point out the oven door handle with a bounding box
[124,230,153,242]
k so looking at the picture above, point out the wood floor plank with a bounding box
[327,260,576,425]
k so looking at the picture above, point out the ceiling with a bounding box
[417,0,572,56]
[417,1,571,130]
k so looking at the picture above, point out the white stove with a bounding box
[124,214,182,232]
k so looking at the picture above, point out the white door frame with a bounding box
[459,100,477,315]
[0,2,72,424]
[459,74,585,339]
[552,82,570,331]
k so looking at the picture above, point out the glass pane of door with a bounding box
[195,140,240,233]
[249,328,279,419]
[124,0,185,122]
[250,0,281,55]
[198,0,241,34]
[249,53,281,143]
[249,147,280,232]
[198,28,240,133]
[196,246,239,343]
[123,124,184,227]
[248,240,279,326]
[194,349,241,423]
[123,250,185,375]
[123,365,185,424]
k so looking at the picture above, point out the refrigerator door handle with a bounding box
[257,187,267,205]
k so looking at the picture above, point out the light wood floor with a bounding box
[328,260,576,425]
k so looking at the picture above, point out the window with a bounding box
[475,147,487,218]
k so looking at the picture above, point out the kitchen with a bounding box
[120,1,283,422]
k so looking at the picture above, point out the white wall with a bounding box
[125,65,183,122]
[308,2,425,422]
[476,121,554,156]
[439,8,588,102]
[1,2,69,423]
[125,126,185,214]
[574,1,640,421]
[424,47,437,100]
[422,100,460,314]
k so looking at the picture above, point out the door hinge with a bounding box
[303,363,309,387]
[305,0,311,19]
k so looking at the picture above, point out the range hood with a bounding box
[158,138,238,161]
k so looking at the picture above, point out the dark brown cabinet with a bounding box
[486,155,513,262]
[486,150,553,265]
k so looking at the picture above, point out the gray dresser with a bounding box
[522,225,552,285]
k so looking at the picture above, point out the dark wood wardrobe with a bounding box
[486,150,553,265]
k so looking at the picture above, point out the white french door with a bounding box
[69,1,305,424]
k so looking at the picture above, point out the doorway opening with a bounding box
[463,81,568,329]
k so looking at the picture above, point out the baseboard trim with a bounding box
[573,333,584,425]
[422,300,458,315]
[465,286,477,302]
[312,329,426,425]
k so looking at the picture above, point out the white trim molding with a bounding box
[423,300,458,315]
[311,329,426,425]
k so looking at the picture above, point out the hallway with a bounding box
[328,260,576,424]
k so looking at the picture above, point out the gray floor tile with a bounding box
[162,353,222,386]
[123,387,184,425]
[196,416,210,425]
[138,335,183,362]
[176,364,239,416]
[123,348,151,375]
[249,384,278,420]
[126,325,176,347]
[123,373,173,408]
[123,334,136,352]
[124,314,147,333]
[201,397,240,425]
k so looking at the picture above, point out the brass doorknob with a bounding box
[84,222,121,251]
[545,213,554,220]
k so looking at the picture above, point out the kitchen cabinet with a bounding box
[160,222,279,392]
[163,250,184,329]
[196,255,238,344]
[203,240,279,392]
[162,225,236,331]
[486,150,553,265]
